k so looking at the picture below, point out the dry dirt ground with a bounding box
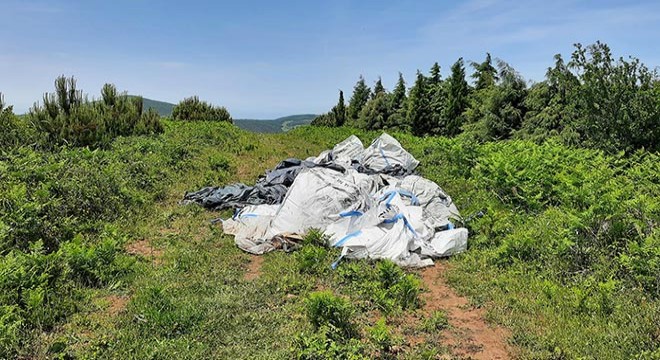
[418,261,511,359]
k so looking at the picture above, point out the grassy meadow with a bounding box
[0,118,657,359]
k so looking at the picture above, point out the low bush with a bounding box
[368,318,401,356]
[293,326,366,360]
[303,228,330,247]
[296,246,330,274]
[0,230,134,356]
[375,260,422,312]
[172,96,232,123]
[305,291,356,339]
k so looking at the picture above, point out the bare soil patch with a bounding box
[243,255,264,281]
[126,239,164,264]
[418,261,511,360]
[104,295,130,317]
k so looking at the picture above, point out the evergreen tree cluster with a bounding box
[313,42,660,153]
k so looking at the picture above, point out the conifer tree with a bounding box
[472,53,498,90]
[359,92,389,130]
[428,62,446,134]
[347,76,371,122]
[429,62,442,85]
[390,72,407,110]
[444,58,470,136]
[332,90,347,126]
[407,71,432,136]
[387,72,408,129]
[372,77,385,98]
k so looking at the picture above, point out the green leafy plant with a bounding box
[294,326,366,360]
[421,310,450,332]
[305,291,356,339]
[296,246,329,274]
[375,260,422,312]
[368,318,402,357]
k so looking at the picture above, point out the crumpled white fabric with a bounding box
[222,133,468,267]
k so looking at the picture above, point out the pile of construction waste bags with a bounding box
[184,134,467,267]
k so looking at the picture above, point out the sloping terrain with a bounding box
[129,97,316,133]
[129,96,175,117]
[8,122,658,359]
[234,114,317,133]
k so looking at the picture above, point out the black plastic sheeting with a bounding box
[183,158,343,210]
[183,157,414,211]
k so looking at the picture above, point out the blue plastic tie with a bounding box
[333,230,362,247]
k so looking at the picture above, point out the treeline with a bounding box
[0,76,232,150]
[313,42,660,153]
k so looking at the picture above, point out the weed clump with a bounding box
[303,228,329,247]
[296,291,364,359]
[305,291,356,339]
[293,326,366,360]
[368,318,402,357]
[421,310,450,332]
[375,260,422,312]
[296,246,329,274]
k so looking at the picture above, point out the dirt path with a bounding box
[243,255,264,281]
[420,261,511,360]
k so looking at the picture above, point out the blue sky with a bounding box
[2,0,659,118]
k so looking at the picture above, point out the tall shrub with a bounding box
[171,96,232,122]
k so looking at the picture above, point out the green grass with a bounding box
[3,122,658,359]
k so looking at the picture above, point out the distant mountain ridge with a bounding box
[234,114,317,133]
[128,96,175,117]
[135,97,315,133]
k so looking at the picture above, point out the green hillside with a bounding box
[234,114,316,133]
[129,96,175,117]
[130,97,315,133]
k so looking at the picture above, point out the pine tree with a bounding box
[444,58,470,136]
[463,60,526,141]
[372,77,385,98]
[347,76,371,122]
[407,71,432,136]
[428,62,446,134]
[386,72,408,129]
[332,90,347,126]
[359,92,389,130]
[472,53,498,90]
[390,72,407,110]
[429,62,442,85]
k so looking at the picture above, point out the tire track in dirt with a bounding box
[420,261,511,359]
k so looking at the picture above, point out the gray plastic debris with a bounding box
[214,133,468,267]
[183,183,289,210]
[183,158,343,210]
[183,134,418,211]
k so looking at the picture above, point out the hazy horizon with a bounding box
[2,0,660,118]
